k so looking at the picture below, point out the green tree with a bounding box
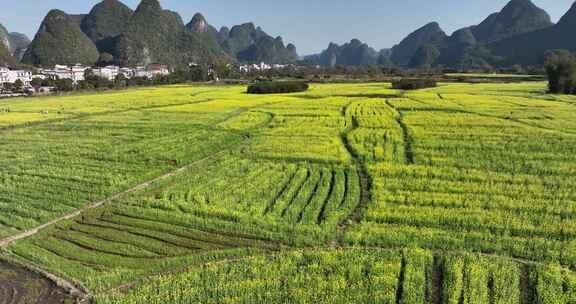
[545,49,576,94]
[214,63,232,79]
[55,79,74,92]
[114,74,128,88]
[13,79,24,92]
[41,78,56,87]
[82,75,112,89]
[76,80,95,91]
[189,65,208,82]
[98,53,115,66]
[31,77,43,88]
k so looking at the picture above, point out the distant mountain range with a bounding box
[2,0,576,69]
[7,0,298,67]
[309,0,576,69]
[400,0,557,69]
[303,40,390,67]
[0,23,30,66]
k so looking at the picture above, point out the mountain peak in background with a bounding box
[556,1,576,28]
[15,0,298,67]
[488,0,576,66]
[135,0,161,12]
[188,13,208,33]
[472,0,552,43]
[387,0,562,69]
[308,39,380,67]
[0,23,17,66]
[114,0,209,66]
[390,21,447,66]
[81,0,133,54]
[8,32,30,61]
[219,21,297,64]
[22,9,99,66]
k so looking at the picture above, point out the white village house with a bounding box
[239,62,290,73]
[135,64,171,78]
[239,62,272,73]
[0,67,33,86]
[86,64,170,81]
[39,64,90,84]
[90,65,120,81]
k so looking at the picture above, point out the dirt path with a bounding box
[384,99,414,165]
[0,153,221,249]
[334,103,373,246]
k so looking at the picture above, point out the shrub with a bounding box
[247,81,309,94]
[391,78,437,90]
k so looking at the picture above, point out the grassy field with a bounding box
[0,82,575,303]
[444,73,543,79]
[98,249,575,304]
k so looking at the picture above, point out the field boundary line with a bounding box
[320,245,576,273]
[0,150,227,249]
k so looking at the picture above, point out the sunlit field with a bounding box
[1,82,575,302]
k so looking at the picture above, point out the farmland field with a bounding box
[0,82,575,303]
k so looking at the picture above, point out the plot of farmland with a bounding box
[0,82,575,302]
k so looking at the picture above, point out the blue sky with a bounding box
[1,0,574,55]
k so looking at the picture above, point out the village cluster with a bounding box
[238,62,291,73]
[0,61,294,96]
[0,64,171,94]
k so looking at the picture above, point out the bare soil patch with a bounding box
[0,261,72,304]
